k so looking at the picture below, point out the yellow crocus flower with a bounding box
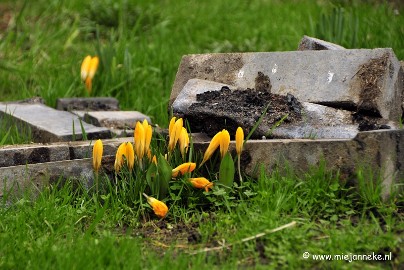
[200,130,222,166]
[168,117,183,152]
[172,162,196,178]
[220,129,230,158]
[134,121,145,160]
[81,55,99,94]
[143,119,152,155]
[236,127,244,157]
[179,126,189,158]
[114,142,126,172]
[125,142,135,171]
[143,193,168,218]
[92,139,103,173]
[189,177,213,192]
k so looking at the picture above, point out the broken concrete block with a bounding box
[56,97,119,111]
[0,137,133,168]
[297,35,345,51]
[0,144,70,167]
[170,49,403,121]
[0,130,402,199]
[172,78,233,115]
[83,111,151,129]
[0,103,111,143]
[0,156,115,197]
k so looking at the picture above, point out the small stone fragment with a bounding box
[297,35,346,51]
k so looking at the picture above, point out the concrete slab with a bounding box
[0,137,129,167]
[0,130,402,200]
[297,35,345,51]
[170,49,403,121]
[56,97,119,111]
[0,125,169,167]
[83,111,152,129]
[0,156,115,197]
[0,103,111,143]
[194,129,404,199]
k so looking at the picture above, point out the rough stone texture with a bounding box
[0,144,70,167]
[193,129,403,199]
[0,156,115,197]
[170,49,403,121]
[83,111,152,129]
[0,137,130,167]
[1,130,402,200]
[270,102,397,139]
[0,103,111,143]
[401,61,404,117]
[0,126,167,168]
[56,97,119,111]
[172,78,232,115]
[297,35,346,51]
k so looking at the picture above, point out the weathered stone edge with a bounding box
[1,129,402,199]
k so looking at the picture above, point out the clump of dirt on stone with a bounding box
[185,86,303,138]
[356,53,389,116]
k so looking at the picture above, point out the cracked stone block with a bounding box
[83,111,152,129]
[170,48,403,121]
[0,144,70,167]
[0,103,111,143]
[1,130,402,200]
[56,97,119,111]
[297,35,346,51]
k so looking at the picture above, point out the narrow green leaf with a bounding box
[0,128,11,146]
[219,152,235,188]
[157,155,172,199]
[146,163,158,195]
[79,119,88,141]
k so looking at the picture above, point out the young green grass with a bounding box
[1,162,402,269]
[0,0,403,126]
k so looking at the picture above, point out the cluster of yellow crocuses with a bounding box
[92,117,245,219]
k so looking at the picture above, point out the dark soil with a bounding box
[352,112,392,131]
[185,86,303,138]
[356,53,389,117]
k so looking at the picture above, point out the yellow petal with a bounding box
[220,129,230,158]
[168,118,183,152]
[236,127,244,156]
[81,55,91,81]
[143,120,152,155]
[179,127,189,158]
[92,139,103,173]
[114,143,126,172]
[168,117,176,137]
[134,121,145,159]
[88,56,99,79]
[172,162,196,178]
[85,77,92,93]
[143,193,168,218]
[125,142,135,170]
[189,177,213,192]
[200,131,222,166]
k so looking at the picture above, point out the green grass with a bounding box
[1,163,402,269]
[0,0,403,126]
[0,0,403,269]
